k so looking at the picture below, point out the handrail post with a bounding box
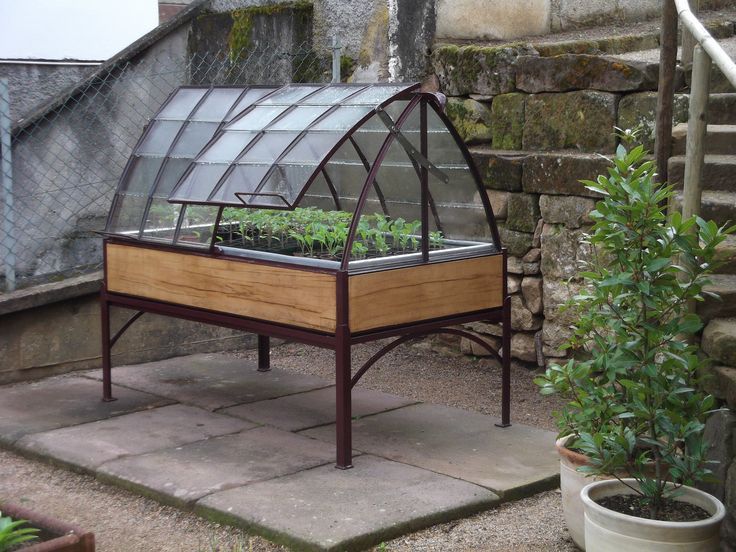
[331,35,341,84]
[655,0,679,184]
[681,0,701,68]
[0,78,15,292]
[681,45,711,222]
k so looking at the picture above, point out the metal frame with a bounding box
[100,238,511,468]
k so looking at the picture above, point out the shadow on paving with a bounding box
[0,353,559,551]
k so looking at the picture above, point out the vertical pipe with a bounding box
[331,36,341,84]
[100,291,115,402]
[496,249,511,428]
[420,99,429,262]
[0,79,15,292]
[681,45,711,222]
[654,0,679,184]
[257,335,271,372]
[335,270,352,469]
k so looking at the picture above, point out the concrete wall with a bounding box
[0,63,97,122]
[0,276,255,385]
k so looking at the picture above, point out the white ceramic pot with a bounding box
[581,479,725,552]
[556,435,601,550]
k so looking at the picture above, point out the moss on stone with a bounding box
[534,40,600,57]
[445,97,492,145]
[491,93,525,150]
[618,92,689,150]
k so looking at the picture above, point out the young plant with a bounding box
[534,136,734,519]
[0,511,39,552]
[429,230,443,250]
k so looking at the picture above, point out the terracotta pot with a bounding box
[556,435,602,550]
[0,503,95,552]
[581,479,725,552]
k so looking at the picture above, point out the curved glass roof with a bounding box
[106,82,500,259]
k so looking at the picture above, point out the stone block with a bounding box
[446,97,493,144]
[511,295,542,331]
[698,410,736,501]
[540,224,592,280]
[507,193,541,233]
[522,152,610,197]
[432,43,537,96]
[523,91,618,153]
[491,93,526,150]
[473,150,525,191]
[540,194,596,228]
[465,321,504,337]
[523,261,540,275]
[543,279,586,325]
[542,320,571,357]
[499,225,534,257]
[702,318,736,368]
[508,256,524,274]
[436,0,550,41]
[523,248,541,262]
[460,333,501,357]
[511,332,538,363]
[516,55,659,93]
[509,274,522,294]
[487,190,510,219]
[522,276,543,314]
[617,92,690,150]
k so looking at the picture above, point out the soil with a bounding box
[597,494,711,522]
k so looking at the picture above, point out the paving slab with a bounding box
[221,386,418,431]
[195,454,499,552]
[0,376,172,444]
[97,426,337,506]
[302,403,559,499]
[16,404,255,470]
[81,353,332,410]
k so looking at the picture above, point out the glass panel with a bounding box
[258,85,322,105]
[142,198,181,242]
[244,164,315,207]
[281,132,343,164]
[170,121,219,157]
[191,88,242,121]
[226,106,288,131]
[301,171,342,211]
[169,164,230,203]
[158,88,207,119]
[428,172,492,243]
[225,88,277,121]
[107,194,148,235]
[300,85,367,105]
[427,109,466,166]
[199,131,257,163]
[268,106,330,131]
[137,121,183,155]
[351,129,390,166]
[311,106,372,131]
[343,85,411,106]
[120,156,164,195]
[152,158,191,198]
[323,153,368,205]
[210,164,272,204]
[177,205,219,247]
[238,131,300,163]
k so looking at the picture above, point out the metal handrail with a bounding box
[675,0,736,87]
[672,0,736,222]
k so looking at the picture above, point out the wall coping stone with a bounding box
[0,272,102,317]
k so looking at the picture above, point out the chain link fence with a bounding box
[0,40,337,293]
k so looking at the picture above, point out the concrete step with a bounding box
[668,155,736,191]
[698,274,736,322]
[715,234,736,275]
[673,190,736,227]
[671,124,736,156]
[708,94,736,125]
[702,318,736,368]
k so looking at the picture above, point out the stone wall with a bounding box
[428,35,736,365]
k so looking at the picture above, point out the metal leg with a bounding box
[257,334,270,372]
[100,294,116,402]
[496,295,511,428]
[335,326,352,469]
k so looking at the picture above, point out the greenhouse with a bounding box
[101,82,510,468]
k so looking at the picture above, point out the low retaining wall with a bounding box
[0,273,255,385]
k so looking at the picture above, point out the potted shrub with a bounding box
[536,134,733,550]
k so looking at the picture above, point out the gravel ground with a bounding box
[0,340,574,551]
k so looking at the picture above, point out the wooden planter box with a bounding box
[1,503,95,552]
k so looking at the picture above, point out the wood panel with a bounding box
[349,255,503,333]
[106,243,337,332]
